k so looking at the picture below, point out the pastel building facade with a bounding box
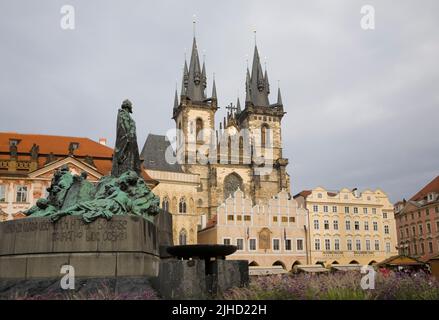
[198,189,309,270]
[294,187,398,266]
[394,176,439,261]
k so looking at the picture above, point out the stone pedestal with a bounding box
[0,215,161,279]
[156,259,249,299]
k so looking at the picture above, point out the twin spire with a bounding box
[176,34,283,111]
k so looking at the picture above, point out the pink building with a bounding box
[394,176,439,261]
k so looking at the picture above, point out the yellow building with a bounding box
[294,187,398,266]
[198,189,309,270]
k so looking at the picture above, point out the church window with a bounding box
[239,136,243,164]
[179,197,187,214]
[179,229,187,245]
[196,118,203,142]
[223,173,243,200]
[261,124,270,148]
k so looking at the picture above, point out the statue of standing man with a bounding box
[111,99,142,177]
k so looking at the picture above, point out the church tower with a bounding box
[235,45,290,198]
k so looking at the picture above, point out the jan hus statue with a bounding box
[111,99,142,177]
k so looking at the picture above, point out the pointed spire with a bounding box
[211,76,217,100]
[236,97,241,113]
[181,60,189,96]
[249,45,270,107]
[277,87,283,105]
[264,69,270,95]
[174,88,179,109]
[245,68,251,103]
[186,36,206,101]
[201,61,207,97]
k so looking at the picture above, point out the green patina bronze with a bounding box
[24,99,160,224]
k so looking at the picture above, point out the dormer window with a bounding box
[427,193,435,202]
[9,139,20,147]
[68,142,80,155]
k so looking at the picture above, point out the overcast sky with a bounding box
[1,0,438,202]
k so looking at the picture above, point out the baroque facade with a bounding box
[294,187,398,266]
[394,175,439,261]
[142,35,291,244]
[198,189,308,270]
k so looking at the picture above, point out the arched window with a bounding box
[179,229,187,245]
[228,136,232,163]
[179,197,187,214]
[223,173,243,200]
[261,124,270,148]
[162,197,169,212]
[196,118,203,142]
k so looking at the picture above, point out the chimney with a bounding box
[99,138,107,146]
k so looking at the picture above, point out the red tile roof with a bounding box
[410,176,439,201]
[0,132,155,183]
[294,190,311,198]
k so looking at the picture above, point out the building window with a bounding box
[426,209,430,216]
[383,212,388,219]
[344,206,349,214]
[323,205,328,213]
[428,242,433,253]
[314,239,320,251]
[162,197,169,212]
[345,221,351,231]
[289,217,295,223]
[354,207,358,214]
[324,220,329,230]
[16,186,28,203]
[356,239,361,251]
[372,208,376,214]
[347,239,353,251]
[179,229,187,245]
[411,213,414,220]
[373,222,378,231]
[412,226,416,236]
[317,193,322,198]
[281,216,288,223]
[386,243,391,253]
[364,221,369,231]
[366,240,371,251]
[418,211,421,218]
[414,243,418,255]
[333,220,339,230]
[273,216,278,223]
[237,215,242,221]
[421,242,425,254]
[249,238,256,251]
[384,225,389,234]
[436,221,439,232]
[406,227,409,237]
[227,215,234,221]
[313,205,318,213]
[178,197,187,213]
[363,208,368,214]
[334,239,340,251]
[427,222,431,234]
[285,239,292,251]
[223,238,231,245]
[273,239,280,251]
[196,118,203,142]
[332,206,337,213]
[261,124,269,148]
[435,206,438,213]
[374,240,380,251]
[419,224,423,235]
[296,239,304,251]
[0,184,6,202]
[313,219,319,230]
[244,215,251,221]
[354,221,360,231]
[236,238,244,251]
[325,239,331,251]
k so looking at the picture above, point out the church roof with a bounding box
[141,134,184,173]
